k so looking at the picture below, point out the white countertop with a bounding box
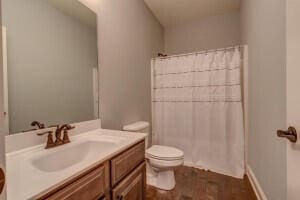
[6,128,146,200]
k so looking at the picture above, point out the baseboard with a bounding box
[246,165,268,200]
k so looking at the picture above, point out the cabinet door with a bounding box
[112,162,146,200]
[111,141,145,186]
[36,162,110,200]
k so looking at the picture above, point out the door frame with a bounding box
[286,1,300,199]
[2,27,8,136]
[0,0,7,199]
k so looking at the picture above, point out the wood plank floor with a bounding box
[146,166,257,200]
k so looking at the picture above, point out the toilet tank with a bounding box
[123,121,150,148]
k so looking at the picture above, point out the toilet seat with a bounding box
[148,157,184,169]
[146,145,184,161]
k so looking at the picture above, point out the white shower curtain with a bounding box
[152,47,244,178]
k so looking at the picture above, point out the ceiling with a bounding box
[46,0,97,28]
[144,0,240,27]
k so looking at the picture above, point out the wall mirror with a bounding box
[2,0,99,135]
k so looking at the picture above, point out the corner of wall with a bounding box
[246,165,268,200]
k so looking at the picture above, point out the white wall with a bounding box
[97,0,164,130]
[79,0,164,131]
[241,0,286,199]
[164,11,240,55]
[78,0,99,13]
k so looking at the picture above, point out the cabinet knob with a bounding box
[277,126,297,143]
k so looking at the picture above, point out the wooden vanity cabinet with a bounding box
[110,140,146,200]
[111,141,145,186]
[112,162,146,200]
[36,162,110,200]
[36,140,146,200]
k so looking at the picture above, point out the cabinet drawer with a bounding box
[111,141,145,186]
[112,162,146,200]
[37,163,109,200]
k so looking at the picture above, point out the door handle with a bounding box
[277,126,297,143]
[0,168,5,195]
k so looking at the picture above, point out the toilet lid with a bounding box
[146,145,184,160]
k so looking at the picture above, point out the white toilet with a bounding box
[123,121,184,191]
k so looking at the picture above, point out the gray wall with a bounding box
[241,0,286,199]
[164,11,240,55]
[98,0,164,130]
[3,0,98,133]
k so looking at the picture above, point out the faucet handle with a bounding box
[61,125,74,144]
[37,131,55,149]
[31,121,45,129]
[22,121,45,132]
[62,130,71,144]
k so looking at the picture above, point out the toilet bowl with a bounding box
[146,145,184,190]
[123,121,184,190]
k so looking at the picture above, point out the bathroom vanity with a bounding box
[6,129,147,200]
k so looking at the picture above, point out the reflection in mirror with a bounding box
[2,0,98,134]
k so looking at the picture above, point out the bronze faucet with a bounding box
[37,130,55,149]
[53,124,75,145]
[22,121,45,132]
[38,124,75,149]
[31,121,45,129]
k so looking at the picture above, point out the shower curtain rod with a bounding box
[153,45,246,60]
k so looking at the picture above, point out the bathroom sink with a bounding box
[31,140,116,172]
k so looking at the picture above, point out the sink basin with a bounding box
[31,140,116,172]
